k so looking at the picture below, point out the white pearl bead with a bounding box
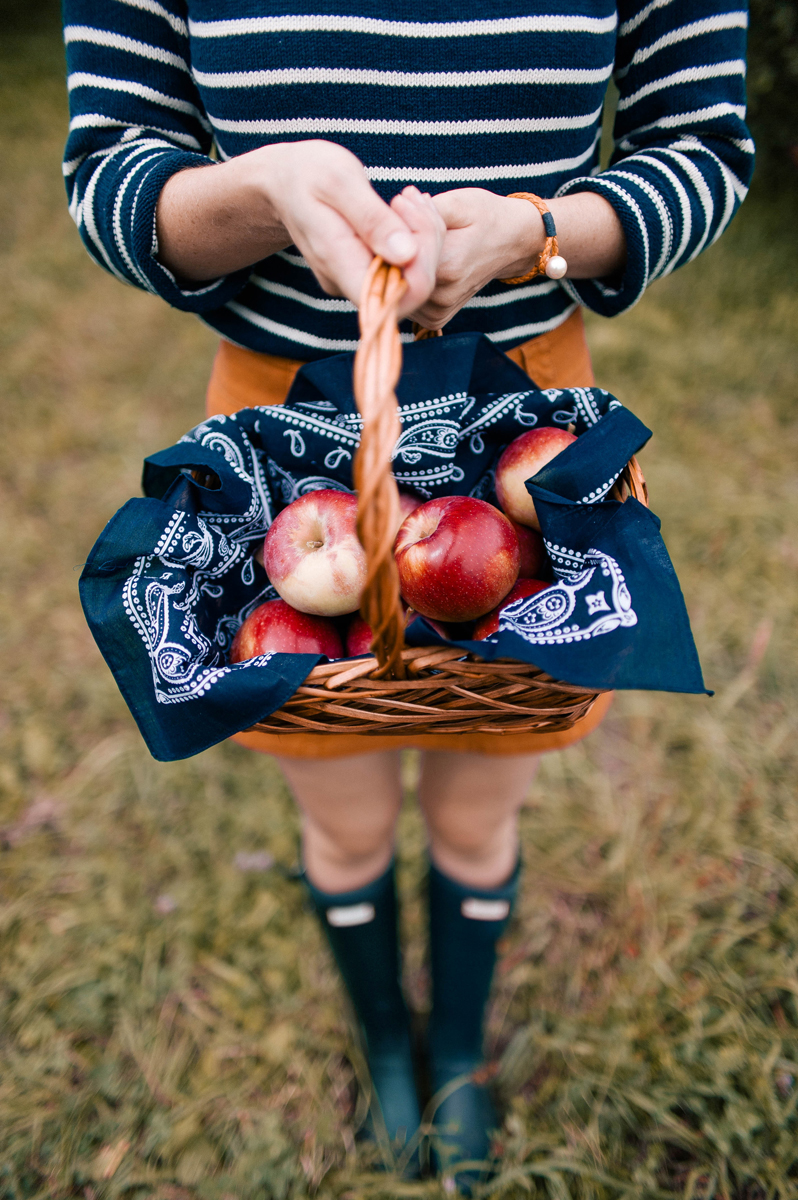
[545,255,568,280]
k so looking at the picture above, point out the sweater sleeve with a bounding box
[556,0,754,316]
[62,0,251,311]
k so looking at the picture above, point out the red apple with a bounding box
[263,489,367,616]
[346,605,418,655]
[509,518,551,579]
[419,614,456,640]
[495,427,577,531]
[230,599,342,661]
[397,489,423,532]
[394,496,520,622]
[345,615,374,657]
[473,578,551,640]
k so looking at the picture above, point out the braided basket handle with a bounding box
[352,258,408,678]
[351,258,648,678]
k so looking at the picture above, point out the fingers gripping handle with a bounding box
[352,258,408,679]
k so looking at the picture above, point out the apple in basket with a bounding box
[397,488,423,530]
[495,427,577,531]
[394,496,520,622]
[509,518,552,579]
[473,578,551,640]
[346,602,419,657]
[345,615,374,657]
[230,599,343,661]
[263,489,367,616]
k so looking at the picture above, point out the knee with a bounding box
[417,752,536,871]
[423,803,514,864]
[304,807,399,873]
[423,805,519,888]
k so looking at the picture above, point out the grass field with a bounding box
[2,9,798,1199]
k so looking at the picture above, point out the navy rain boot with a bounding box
[427,858,520,1194]
[305,862,421,1170]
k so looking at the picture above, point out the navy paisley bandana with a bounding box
[80,333,706,761]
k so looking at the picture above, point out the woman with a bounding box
[62,0,752,1185]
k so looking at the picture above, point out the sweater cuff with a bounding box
[554,174,651,318]
[127,152,252,313]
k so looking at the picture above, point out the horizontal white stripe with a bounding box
[488,304,578,344]
[251,275,356,312]
[193,64,614,90]
[618,12,748,76]
[209,107,603,138]
[64,26,188,71]
[229,301,578,352]
[225,301,420,350]
[67,72,207,124]
[251,273,557,312]
[364,133,599,183]
[276,249,310,268]
[68,112,202,148]
[618,61,746,111]
[226,300,580,351]
[190,13,617,39]
[619,0,675,38]
[116,0,188,38]
[226,301,360,351]
[617,101,748,149]
[464,279,559,308]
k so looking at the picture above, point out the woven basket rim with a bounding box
[249,460,644,737]
[289,451,647,697]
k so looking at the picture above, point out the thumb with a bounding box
[371,221,418,266]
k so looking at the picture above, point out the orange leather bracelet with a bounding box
[500,192,568,285]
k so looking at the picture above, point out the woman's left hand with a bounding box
[392,185,627,330]
[391,187,545,330]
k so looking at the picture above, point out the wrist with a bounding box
[494,196,546,281]
[542,193,626,279]
[155,147,291,280]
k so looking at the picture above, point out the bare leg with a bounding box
[418,751,540,1183]
[277,750,420,1152]
[276,750,403,891]
[417,750,539,887]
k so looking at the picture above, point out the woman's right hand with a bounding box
[156,140,445,318]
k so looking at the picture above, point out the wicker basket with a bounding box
[250,260,647,739]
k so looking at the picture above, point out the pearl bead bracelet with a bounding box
[500,192,568,285]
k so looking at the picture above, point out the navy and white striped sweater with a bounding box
[62,0,753,360]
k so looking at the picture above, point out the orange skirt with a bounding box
[207,309,613,758]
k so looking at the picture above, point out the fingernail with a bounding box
[385,231,416,261]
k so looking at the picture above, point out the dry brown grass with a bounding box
[1,9,798,1199]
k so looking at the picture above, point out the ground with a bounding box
[1,8,797,1199]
